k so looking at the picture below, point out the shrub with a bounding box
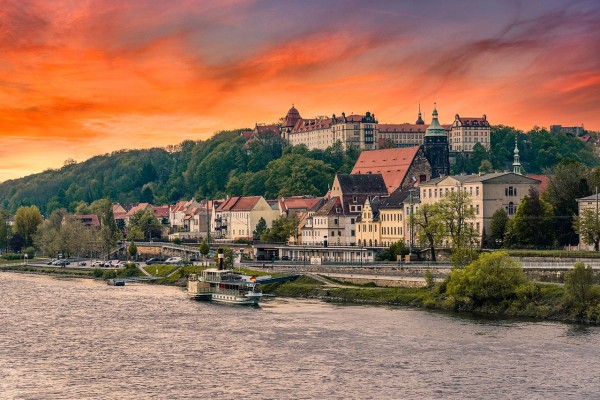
[102,270,117,279]
[424,270,435,288]
[447,251,527,305]
[450,248,479,269]
[563,262,595,314]
[93,268,103,278]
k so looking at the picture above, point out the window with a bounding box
[353,196,357,203]
[506,186,516,196]
[351,218,355,224]
[476,187,480,196]
[476,205,479,214]
[351,230,355,236]
[331,231,335,236]
[334,218,338,225]
[508,202,515,215]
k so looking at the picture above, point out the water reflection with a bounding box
[1,272,600,399]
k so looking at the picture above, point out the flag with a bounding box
[250,276,257,282]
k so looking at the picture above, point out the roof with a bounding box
[455,114,490,127]
[240,131,254,140]
[283,105,302,128]
[72,214,100,227]
[378,188,413,210]
[351,147,421,193]
[420,172,541,186]
[336,174,388,195]
[314,197,342,217]
[152,205,169,218]
[278,196,323,213]
[526,174,550,193]
[378,123,428,134]
[578,194,600,202]
[218,196,262,212]
[126,203,151,217]
[290,117,332,134]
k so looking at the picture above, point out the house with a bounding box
[351,146,431,194]
[576,194,600,249]
[71,214,101,229]
[302,173,388,246]
[355,188,420,248]
[214,196,279,240]
[419,172,541,243]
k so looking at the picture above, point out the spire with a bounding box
[416,102,424,125]
[425,102,445,136]
[512,134,522,175]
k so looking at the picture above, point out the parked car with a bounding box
[115,261,128,268]
[164,257,182,265]
[78,261,87,266]
[104,260,120,268]
[56,260,69,267]
[145,258,165,265]
[47,260,55,265]
[91,260,103,267]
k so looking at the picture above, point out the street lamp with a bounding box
[409,188,415,256]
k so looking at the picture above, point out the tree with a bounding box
[253,217,267,240]
[490,208,509,248]
[128,241,138,260]
[574,209,600,251]
[563,262,595,314]
[414,203,446,262]
[199,238,210,257]
[377,240,409,261]
[505,188,554,248]
[261,216,298,243]
[543,159,590,246]
[447,251,527,306]
[437,190,477,251]
[478,160,494,173]
[13,206,43,247]
[379,138,396,149]
[128,209,162,240]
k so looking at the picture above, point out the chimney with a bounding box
[217,248,224,270]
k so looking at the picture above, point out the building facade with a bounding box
[448,114,491,153]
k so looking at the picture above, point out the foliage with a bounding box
[505,188,554,248]
[199,238,210,256]
[447,252,527,306]
[260,216,298,243]
[128,209,162,240]
[563,262,596,314]
[253,217,267,240]
[213,247,235,269]
[376,240,409,261]
[128,241,138,259]
[490,208,509,247]
[35,210,99,258]
[450,248,479,269]
[13,206,43,247]
[574,209,600,251]
[436,190,478,250]
[424,270,435,288]
[413,203,446,262]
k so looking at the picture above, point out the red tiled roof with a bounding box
[240,131,254,140]
[526,174,550,193]
[216,197,240,212]
[579,134,591,143]
[152,205,169,218]
[73,214,100,227]
[231,196,261,211]
[456,115,490,127]
[351,147,421,194]
[290,118,332,134]
[126,203,150,217]
[378,123,427,133]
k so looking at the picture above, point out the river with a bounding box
[1,272,599,399]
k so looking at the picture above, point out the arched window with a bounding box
[508,202,515,215]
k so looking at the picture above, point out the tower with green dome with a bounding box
[423,103,450,178]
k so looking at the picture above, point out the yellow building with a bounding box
[448,114,491,152]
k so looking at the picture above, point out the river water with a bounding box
[1,272,600,399]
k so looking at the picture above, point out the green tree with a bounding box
[563,262,595,314]
[377,240,409,261]
[505,188,554,248]
[253,217,268,240]
[414,203,446,262]
[447,252,527,306]
[128,241,138,260]
[478,160,494,173]
[261,216,298,243]
[437,190,477,251]
[543,159,590,246]
[490,208,509,248]
[128,209,162,240]
[199,238,210,257]
[13,206,43,247]
[574,209,600,251]
[264,154,334,198]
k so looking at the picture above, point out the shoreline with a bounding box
[3,265,595,326]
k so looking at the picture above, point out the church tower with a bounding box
[512,134,522,175]
[423,103,450,178]
[416,103,424,125]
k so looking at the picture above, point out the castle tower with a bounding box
[512,134,522,175]
[282,104,302,141]
[423,103,450,179]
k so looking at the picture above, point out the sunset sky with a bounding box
[1,0,598,181]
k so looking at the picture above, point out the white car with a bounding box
[164,257,182,265]
[91,260,103,267]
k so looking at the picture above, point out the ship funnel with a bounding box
[217,248,224,270]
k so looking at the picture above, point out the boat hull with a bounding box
[188,291,261,305]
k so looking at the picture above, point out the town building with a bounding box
[448,114,491,153]
[576,193,600,249]
[550,124,584,136]
[213,196,279,241]
[419,172,541,243]
[351,146,431,194]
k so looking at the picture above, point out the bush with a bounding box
[447,252,527,306]
[424,270,435,288]
[563,262,595,315]
[102,270,117,279]
[450,248,479,268]
[2,253,23,260]
[93,268,103,278]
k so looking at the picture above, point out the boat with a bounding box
[106,279,125,286]
[187,268,262,305]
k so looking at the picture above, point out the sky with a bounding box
[0,0,599,182]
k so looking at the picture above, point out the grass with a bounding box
[143,264,179,277]
[505,249,600,259]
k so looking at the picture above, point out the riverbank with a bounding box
[260,275,600,325]
[4,261,598,325]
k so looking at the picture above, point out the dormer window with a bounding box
[353,196,357,203]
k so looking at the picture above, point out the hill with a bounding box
[0,125,597,215]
